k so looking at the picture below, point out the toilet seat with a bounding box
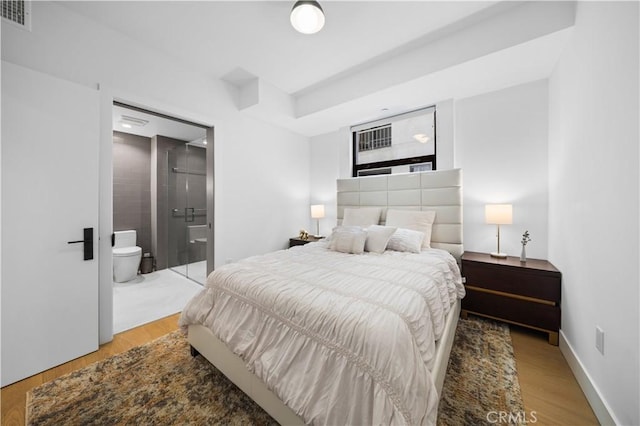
[113,246,142,257]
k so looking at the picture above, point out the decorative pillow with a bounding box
[326,225,361,242]
[342,207,382,227]
[328,227,367,254]
[385,209,436,248]
[364,225,397,254]
[386,228,425,254]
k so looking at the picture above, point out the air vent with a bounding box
[120,115,149,127]
[1,0,31,30]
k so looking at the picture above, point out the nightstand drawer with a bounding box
[463,261,560,303]
[463,288,561,331]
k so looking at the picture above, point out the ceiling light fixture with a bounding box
[413,133,430,144]
[119,115,149,128]
[290,1,325,34]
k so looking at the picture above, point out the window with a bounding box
[357,125,392,152]
[352,106,436,177]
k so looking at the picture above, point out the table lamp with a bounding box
[485,204,512,258]
[310,204,325,237]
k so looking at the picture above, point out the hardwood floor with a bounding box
[1,313,181,426]
[1,314,599,426]
[510,325,599,425]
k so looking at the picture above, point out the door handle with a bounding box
[67,227,94,261]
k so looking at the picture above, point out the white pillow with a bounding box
[326,225,361,242]
[386,228,425,254]
[385,209,436,248]
[364,225,397,254]
[328,227,367,254]
[342,207,382,227]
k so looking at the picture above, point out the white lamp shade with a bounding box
[485,204,513,225]
[290,1,325,34]
[310,204,325,219]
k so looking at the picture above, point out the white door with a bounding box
[1,62,100,386]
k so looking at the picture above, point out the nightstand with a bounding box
[289,236,323,248]
[461,251,561,345]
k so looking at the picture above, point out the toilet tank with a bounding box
[114,230,137,248]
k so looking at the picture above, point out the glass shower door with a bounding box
[167,143,207,284]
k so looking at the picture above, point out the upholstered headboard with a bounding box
[337,169,463,262]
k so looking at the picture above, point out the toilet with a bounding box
[113,230,143,283]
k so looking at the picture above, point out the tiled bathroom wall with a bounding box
[113,131,152,254]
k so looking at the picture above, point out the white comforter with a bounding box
[179,242,465,425]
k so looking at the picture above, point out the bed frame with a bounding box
[188,168,463,425]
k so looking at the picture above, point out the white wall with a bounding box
[455,80,549,259]
[309,127,351,234]
[548,2,639,424]
[1,2,310,342]
[216,115,309,262]
[309,130,341,236]
[0,42,4,386]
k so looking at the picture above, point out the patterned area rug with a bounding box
[437,317,526,425]
[27,317,524,425]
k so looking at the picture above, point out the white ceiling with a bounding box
[62,1,573,138]
[60,1,499,94]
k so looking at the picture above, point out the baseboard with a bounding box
[559,330,619,425]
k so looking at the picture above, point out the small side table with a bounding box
[461,251,562,345]
[289,236,323,248]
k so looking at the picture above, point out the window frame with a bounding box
[351,107,437,177]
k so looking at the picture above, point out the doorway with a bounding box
[112,101,213,333]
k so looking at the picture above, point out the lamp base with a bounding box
[490,252,508,259]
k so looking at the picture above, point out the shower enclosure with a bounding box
[167,142,207,284]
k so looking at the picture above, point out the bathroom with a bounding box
[111,103,211,333]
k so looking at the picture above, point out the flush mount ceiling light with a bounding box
[290,1,325,34]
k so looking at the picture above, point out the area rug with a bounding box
[437,317,526,426]
[27,317,524,425]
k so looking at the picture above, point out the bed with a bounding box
[179,168,464,425]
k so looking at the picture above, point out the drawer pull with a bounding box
[466,285,556,306]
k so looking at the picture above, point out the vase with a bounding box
[520,245,527,262]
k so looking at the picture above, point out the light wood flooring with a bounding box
[511,325,599,425]
[1,314,598,426]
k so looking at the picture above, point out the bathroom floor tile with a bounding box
[113,269,203,334]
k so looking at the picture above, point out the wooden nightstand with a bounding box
[461,251,562,345]
[289,236,323,248]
